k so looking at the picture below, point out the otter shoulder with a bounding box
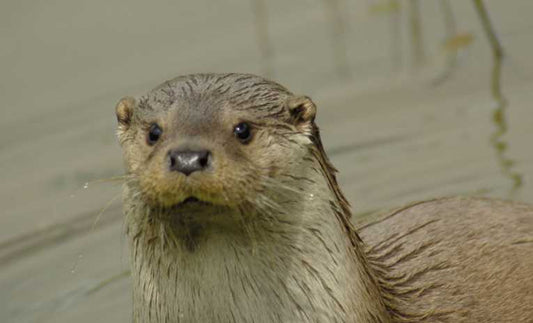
[359,196,533,322]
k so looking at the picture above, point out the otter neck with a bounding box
[125,163,390,322]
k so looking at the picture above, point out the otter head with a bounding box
[115,74,345,224]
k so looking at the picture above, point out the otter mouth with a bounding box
[174,196,212,208]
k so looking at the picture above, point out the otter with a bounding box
[115,73,533,322]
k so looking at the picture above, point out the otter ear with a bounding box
[115,96,135,135]
[286,95,317,133]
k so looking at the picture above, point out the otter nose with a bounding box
[167,149,211,175]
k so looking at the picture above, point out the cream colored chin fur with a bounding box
[124,157,389,323]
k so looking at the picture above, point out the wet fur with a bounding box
[116,74,533,322]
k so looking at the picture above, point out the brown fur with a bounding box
[116,73,533,322]
[361,197,533,322]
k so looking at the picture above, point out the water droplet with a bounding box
[83,182,89,189]
[70,253,84,274]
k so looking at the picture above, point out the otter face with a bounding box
[115,74,317,211]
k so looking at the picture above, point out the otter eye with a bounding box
[147,123,163,145]
[233,122,252,143]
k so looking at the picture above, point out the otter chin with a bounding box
[178,196,204,205]
[116,73,533,323]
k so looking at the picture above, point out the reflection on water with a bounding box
[322,0,351,80]
[251,0,274,78]
[490,100,523,193]
[472,0,524,193]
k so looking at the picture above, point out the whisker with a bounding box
[86,174,131,186]
[91,192,122,231]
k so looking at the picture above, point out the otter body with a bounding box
[116,74,533,322]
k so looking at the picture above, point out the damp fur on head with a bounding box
[115,73,348,223]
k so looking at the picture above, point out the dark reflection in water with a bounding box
[251,0,274,79]
[473,0,524,193]
[490,101,523,192]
